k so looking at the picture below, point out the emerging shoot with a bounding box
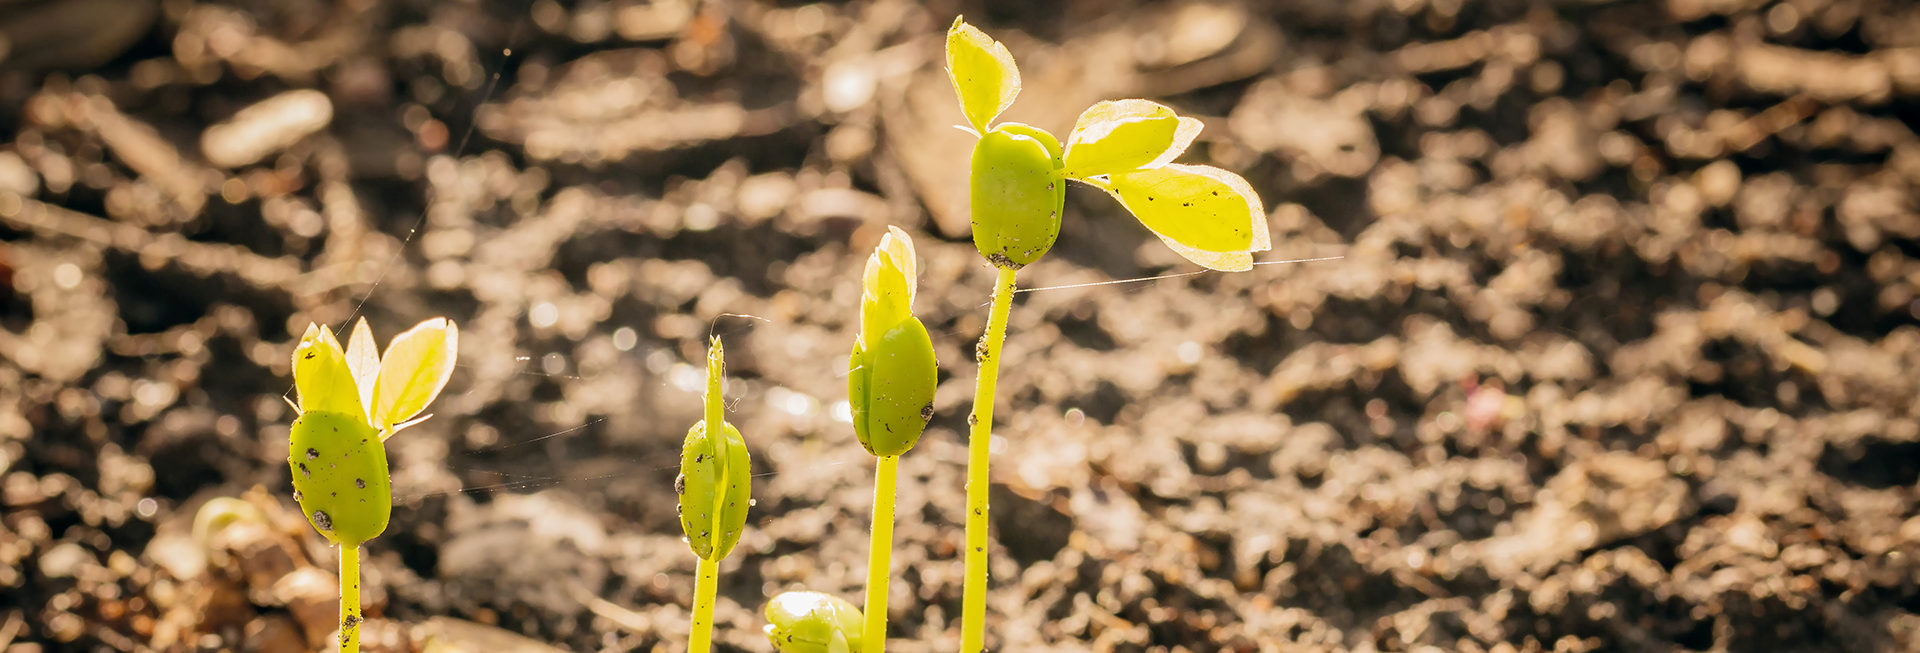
[764,591,865,653]
[769,228,935,653]
[848,226,938,458]
[678,338,752,652]
[288,317,458,653]
[849,227,936,653]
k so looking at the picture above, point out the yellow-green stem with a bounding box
[863,455,899,653]
[961,267,1018,653]
[689,555,719,652]
[707,339,724,440]
[339,544,361,653]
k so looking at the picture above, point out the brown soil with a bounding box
[4,0,1920,652]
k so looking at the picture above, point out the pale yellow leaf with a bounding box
[291,323,363,419]
[344,317,378,420]
[1064,100,1179,176]
[946,17,1021,132]
[370,318,458,435]
[1098,163,1269,271]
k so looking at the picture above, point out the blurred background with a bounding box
[3,0,1920,651]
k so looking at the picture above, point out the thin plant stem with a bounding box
[961,267,1018,653]
[862,454,900,653]
[690,555,719,652]
[689,340,723,653]
[339,544,361,653]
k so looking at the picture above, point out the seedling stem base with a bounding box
[340,544,360,653]
[690,556,719,652]
[962,267,1018,653]
[863,454,899,653]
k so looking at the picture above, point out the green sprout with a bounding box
[848,228,938,653]
[289,317,458,653]
[678,337,752,653]
[767,227,936,653]
[764,591,865,653]
[848,227,939,460]
[945,17,1269,652]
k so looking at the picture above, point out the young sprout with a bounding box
[764,591,864,653]
[289,317,458,653]
[191,497,267,554]
[763,229,933,653]
[677,337,751,653]
[846,227,936,653]
[945,17,1268,652]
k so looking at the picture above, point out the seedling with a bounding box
[764,591,865,653]
[288,318,458,653]
[766,227,937,653]
[678,337,752,653]
[946,17,1268,652]
[849,228,939,652]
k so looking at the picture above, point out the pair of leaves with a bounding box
[1065,100,1271,270]
[292,317,459,437]
[946,18,1270,271]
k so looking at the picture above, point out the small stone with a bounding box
[200,90,334,168]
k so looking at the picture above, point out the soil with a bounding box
[3,0,1920,652]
